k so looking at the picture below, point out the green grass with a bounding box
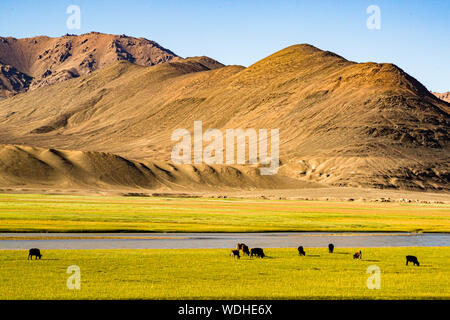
[0,247,449,299]
[0,193,449,233]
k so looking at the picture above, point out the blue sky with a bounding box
[0,0,449,91]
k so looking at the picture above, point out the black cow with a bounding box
[241,244,250,256]
[231,249,240,259]
[328,243,334,253]
[250,248,265,258]
[298,246,306,256]
[28,248,42,260]
[406,255,419,266]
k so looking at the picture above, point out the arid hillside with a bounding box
[0,32,177,97]
[0,41,448,191]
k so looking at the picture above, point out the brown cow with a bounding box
[353,250,362,260]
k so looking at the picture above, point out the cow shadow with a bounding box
[364,259,380,262]
[3,258,58,262]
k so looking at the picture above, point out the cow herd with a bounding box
[231,243,420,266]
[232,243,265,259]
[26,246,420,266]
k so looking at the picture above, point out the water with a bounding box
[0,232,449,250]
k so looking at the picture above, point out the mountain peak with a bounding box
[0,33,178,97]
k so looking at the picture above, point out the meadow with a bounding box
[0,247,449,299]
[0,193,449,233]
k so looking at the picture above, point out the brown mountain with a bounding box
[0,42,448,192]
[0,32,177,97]
[432,91,450,103]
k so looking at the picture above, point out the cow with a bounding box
[328,243,334,253]
[250,248,265,258]
[236,243,245,250]
[28,248,42,260]
[298,246,306,256]
[241,244,250,256]
[406,255,420,266]
[231,249,240,259]
[353,250,362,260]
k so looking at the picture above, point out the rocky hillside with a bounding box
[0,32,177,97]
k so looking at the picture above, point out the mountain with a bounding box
[0,42,448,191]
[0,32,177,97]
[432,91,450,103]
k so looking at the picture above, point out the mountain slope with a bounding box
[0,44,448,191]
[0,63,32,97]
[0,32,178,97]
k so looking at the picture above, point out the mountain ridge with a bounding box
[0,32,178,97]
[0,39,448,191]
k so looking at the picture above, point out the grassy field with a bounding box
[0,193,449,233]
[0,247,449,299]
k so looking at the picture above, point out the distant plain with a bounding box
[0,193,448,233]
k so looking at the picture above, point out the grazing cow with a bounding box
[353,250,362,260]
[236,243,245,250]
[328,243,334,253]
[406,255,419,266]
[231,249,240,259]
[241,245,250,256]
[28,248,42,260]
[250,248,265,258]
[298,246,306,256]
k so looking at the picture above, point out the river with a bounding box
[0,232,449,249]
